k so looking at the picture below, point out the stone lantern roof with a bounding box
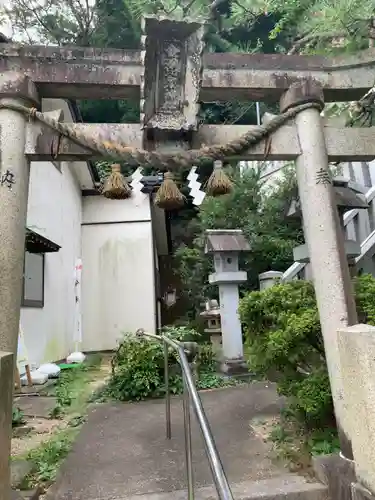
[204,229,250,254]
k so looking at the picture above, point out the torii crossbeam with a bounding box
[0,40,374,102]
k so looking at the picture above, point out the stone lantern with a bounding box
[200,299,222,356]
[204,229,250,374]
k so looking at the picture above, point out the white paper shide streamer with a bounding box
[67,258,86,364]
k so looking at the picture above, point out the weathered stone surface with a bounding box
[312,453,356,500]
[141,16,205,131]
[0,72,39,106]
[0,75,38,500]
[288,81,358,460]
[201,49,375,102]
[0,44,375,101]
[10,460,33,488]
[11,488,42,500]
[0,352,14,500]
[11,489,24,500]
[14,396,57,418]
[0,45,141,99]
[205,229,250,253]
[280,79,324,113]
[338,324,375,493]
[293,240,361,264]
[25,121,375,163]
[12,426,33,439]
[259,271,283,291]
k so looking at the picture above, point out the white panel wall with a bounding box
[82,188,151,224]
[21,160,82,367]
[81,192,156,351]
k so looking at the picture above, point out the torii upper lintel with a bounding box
[0,40,374,102]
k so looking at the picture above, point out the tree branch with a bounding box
[287,31,347,54]
[182,0,198,16]
[210,0,227,12]
[231,0,257,19]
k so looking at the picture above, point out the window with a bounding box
[22,251,45,308]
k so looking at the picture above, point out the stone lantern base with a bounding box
[220,357,249,376]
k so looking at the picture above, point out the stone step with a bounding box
[11,460,34,488]
[118,475,328,500]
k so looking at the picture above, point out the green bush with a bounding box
[239,274,375,428]
[108,334,174,401]
[107,326,226,402]
[12,406,25,427]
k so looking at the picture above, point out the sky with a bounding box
[0,0,97,42]
[0,0,12,37]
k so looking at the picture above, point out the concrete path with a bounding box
[49,383,291,500]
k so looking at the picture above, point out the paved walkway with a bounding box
[49,383,289,500]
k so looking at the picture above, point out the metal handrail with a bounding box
[136,330,234,500]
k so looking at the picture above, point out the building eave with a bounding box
[26,228,61,253]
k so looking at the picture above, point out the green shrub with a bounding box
[239,274,375,428]
[107,326,225,402]
[12,406,25,427]
[108,334,170,401]
[354,273,375,325]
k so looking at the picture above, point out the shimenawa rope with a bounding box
[2,101,321,170]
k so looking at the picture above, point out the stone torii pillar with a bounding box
[280,80,358,460]
[0,73,39,500]
[204,229,250,374]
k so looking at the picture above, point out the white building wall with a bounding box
[81,190,156,352]
[20,160,82,367]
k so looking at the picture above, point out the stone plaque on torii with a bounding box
[0,13,375,499]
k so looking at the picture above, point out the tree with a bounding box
[0,0,292,129]
[0,0,97,45]
[174,165,302,318]
[268,0,375,54]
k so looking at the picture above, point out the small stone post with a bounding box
[0,73,38,500]
[280,80,358,459]
[338,325,375,499]
[0,352,14,500]
[200,299,222,358]
[204,229,250,374]
[258,271,283,290]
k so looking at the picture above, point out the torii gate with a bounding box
[0,14,375,499]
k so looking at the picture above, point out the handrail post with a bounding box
[136,330,234,500]
[182,372,194,500]
[164,342,172,439]
[178,346,233,500]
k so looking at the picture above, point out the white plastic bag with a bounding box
[66,351,86,364]
[21,371,48,385]
[37,363,61,378]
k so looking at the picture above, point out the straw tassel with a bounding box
[102,163,132,200]
[154,171,185,210]
[205,160,233,196]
